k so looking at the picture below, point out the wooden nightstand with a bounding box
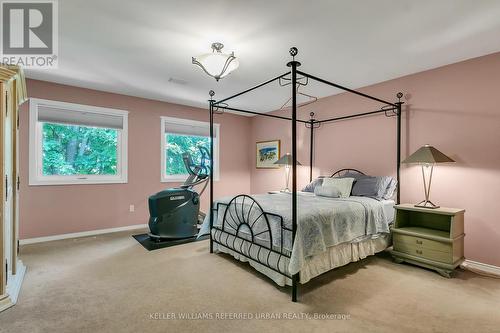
[390,204,465,278]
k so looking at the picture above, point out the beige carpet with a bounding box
[1,229,499,333]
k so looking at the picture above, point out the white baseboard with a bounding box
[461,259,500,278]
[0,260,26,313]
[20,224,148,245]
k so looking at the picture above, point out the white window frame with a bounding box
[161,116,220,183]
[29,98,129,186]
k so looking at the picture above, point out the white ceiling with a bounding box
[26,0,500,113]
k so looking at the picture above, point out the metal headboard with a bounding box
[330,168,365,178]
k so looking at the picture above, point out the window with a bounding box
[161,116,219,182]
[29,98,128,185]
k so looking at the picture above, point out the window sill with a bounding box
[161,176,219,183]
[29,178,128,186]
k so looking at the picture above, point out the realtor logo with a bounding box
[1,0,58,68]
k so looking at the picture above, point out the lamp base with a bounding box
[415,200,440,209]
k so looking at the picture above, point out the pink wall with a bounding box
[20,80,252,239]
[250,52,500,267]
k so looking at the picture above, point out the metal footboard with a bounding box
[211,195,293,278]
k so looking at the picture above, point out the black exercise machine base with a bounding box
[133,233,209,251]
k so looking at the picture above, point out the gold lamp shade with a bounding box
[274,153,301,192]
[402,144,455,164]
[403,145,455,209]
[274,153,302,166]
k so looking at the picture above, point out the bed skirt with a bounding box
[212,231,391,286]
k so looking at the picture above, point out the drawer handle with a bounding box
[416,250,423,255]
[416,240,423,245]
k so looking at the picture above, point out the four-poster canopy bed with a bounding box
[206,48,403,302]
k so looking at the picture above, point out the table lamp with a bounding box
[274,153,302,192]
[402,144,455,209]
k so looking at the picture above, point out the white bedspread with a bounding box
[200,192,391,275]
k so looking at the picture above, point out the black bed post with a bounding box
[288,47,300,302]
[395,92,403,204]
[309,112,315,182]
[209,90,215,253]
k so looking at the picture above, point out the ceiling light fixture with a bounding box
[192,42,239,81]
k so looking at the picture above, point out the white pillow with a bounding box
[321,177,355,198]
[314,185,340,198]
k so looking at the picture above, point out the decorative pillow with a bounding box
[314,185,340,198]
[302,176,326,193]
[351,176,392,199]
[383,177,398,200]
[321,177,355,198]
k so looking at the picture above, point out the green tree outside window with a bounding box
[42,123,118,176]
[165,133,210,175]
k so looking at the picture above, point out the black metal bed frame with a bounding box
[208,48,403,302]
[211,195,293,278]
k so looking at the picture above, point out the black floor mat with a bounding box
[133,233,209,251]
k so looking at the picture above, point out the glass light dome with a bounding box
[192,43,239,81]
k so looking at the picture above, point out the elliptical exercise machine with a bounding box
[147,146,210,240]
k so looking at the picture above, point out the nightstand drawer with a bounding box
[394,241,452,263]
[393,233,450,253]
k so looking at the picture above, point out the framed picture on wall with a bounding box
[256,140,280,169]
